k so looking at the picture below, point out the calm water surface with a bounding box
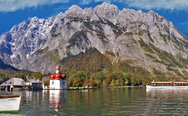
[1,87,188,116]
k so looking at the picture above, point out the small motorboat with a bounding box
[0,95,21,112]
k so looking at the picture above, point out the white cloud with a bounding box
[1,0,188,12]
[79,0,188,10]
[79,0,92,5]
[125,0,188,10]
[79,0,110,5]
[0,0,69,12]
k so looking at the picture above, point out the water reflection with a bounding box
[49,90,66,112]
[145,89,188,115]
[1,88,188,115]
[0,90,67,116]
[146,88,188,99]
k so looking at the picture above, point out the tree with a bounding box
[110,79,116,87]
[67,77,74,87]
[73,77,82,87]
[102,80,108,86]
[115,80,120,86]
[123,73,130,85]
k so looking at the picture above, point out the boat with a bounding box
[146,81,188,89]
[0,95,21,112]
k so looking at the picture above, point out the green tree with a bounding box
[123,73,130,85]
[102,80,108,86]
[115,80,120,86]
[110,79,116,86]
[73,77,82,87]
[67,77,74,87]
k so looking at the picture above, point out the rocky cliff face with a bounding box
[0,3,188,76]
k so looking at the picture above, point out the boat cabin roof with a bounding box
[173,82,188,83]
[151,82,171,83]
[151,81,188,84]
[0,95,20,99]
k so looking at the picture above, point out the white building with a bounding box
[49,66,67,89]
[25,78,43,90]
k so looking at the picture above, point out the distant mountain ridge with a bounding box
[0,2,188,79]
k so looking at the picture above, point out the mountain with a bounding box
[0,2,188,79]
[0,59,18,71]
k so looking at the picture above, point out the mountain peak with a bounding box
[28,16,39,21]
[96,2,119,10]
[148,10,158,15]
[58,12,63,16]
[64,5,83,16]
[69,5,82,11]
[94,2,119,20]
[101,2,111,6]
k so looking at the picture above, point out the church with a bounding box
[49,66,67,89]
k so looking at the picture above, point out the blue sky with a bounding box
[0,0,188,36]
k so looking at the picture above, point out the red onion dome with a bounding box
[61,74,66,79]
[50,74,62,80]
[54,73,61,80]
[50,75,54,80]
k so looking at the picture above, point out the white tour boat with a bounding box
[146,81,188,89]
[0,95,21,112]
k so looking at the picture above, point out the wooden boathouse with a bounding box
[0,77,26,91]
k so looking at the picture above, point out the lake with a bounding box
[1,87,188,116]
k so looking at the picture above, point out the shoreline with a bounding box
[66,85,144,90]
[0,86,144,91]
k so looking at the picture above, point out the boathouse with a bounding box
[49,66,67,89]
[25,78,43,90]
[0,78,25,91]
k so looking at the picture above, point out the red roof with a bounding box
[50,73,66,80]
[50,66,66,80]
